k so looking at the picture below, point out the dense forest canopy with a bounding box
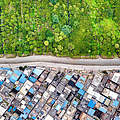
[0,0,120,57]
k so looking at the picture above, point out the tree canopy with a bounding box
[0,0,120,57]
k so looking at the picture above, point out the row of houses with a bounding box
[0,67,120,120]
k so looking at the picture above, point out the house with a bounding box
[88,99,96,109]
[87,86,95,96]
[32,68,44,77]
[62,113,73,120]
[65,75,72,81]
[43,91,50,100]
[102,88,118,99]
[45,71,56,83]
[0,116,5,120]
[92,73,103,87]
[47,85,55,93]
[75,81,84,89]
[88,108,95,116]
[66,105,76,116]
[112,73,120,83]
[79,112,93,120]
[19,74,27,84]
[29,76,37,83]
[20,80,33,95]
[0,106,6,116]
[45,114,54,120]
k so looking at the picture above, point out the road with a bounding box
[0,55,120,65]
[0,55,120,70]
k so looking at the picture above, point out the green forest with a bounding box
[0,0,120,58]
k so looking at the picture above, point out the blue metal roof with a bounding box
[0,96,2,102]
[51,99,55,105]
[113,100,119,107]
[88,100,96,108]
[29,88,34,94]
[55,104,61,111]
[14,70,22,77]
[10,116,17,120]
[88,108,95,116]
[13,107,17,112]
[80,76,86,82]
[17,117,23,120]
[29,76,37,83]
[99,107,107,113]
[28,102,33,106]
[73,100,78,107]
[9,75,18,83]
[33,68,43,76]
[19,74,27,83]
[78,89,85,96]
[16,86,21,91]
[32,116,36,120]
[21,107,31,119]
[0,68,11,70]
[65,75,72,80]
[7,70,13,75]
[75,82,84,89]
[114,116,120,120]
[0,81,4,86]
[23,107,31,113]
[8,106,12,112]
[61,101,68,109]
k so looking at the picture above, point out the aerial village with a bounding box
[0,66,120,120]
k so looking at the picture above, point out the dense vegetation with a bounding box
[0,0,120,57]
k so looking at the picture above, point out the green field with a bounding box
[0,0,120,58]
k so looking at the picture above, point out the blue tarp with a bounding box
[29,76,37,83]
[88,108,95,116]
[65,75,72,80]
[33,68,43,76]
[75,82,84,89]
[78,89,85,96]
[88,100,96,108]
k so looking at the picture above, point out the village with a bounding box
[0,66,120,120]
